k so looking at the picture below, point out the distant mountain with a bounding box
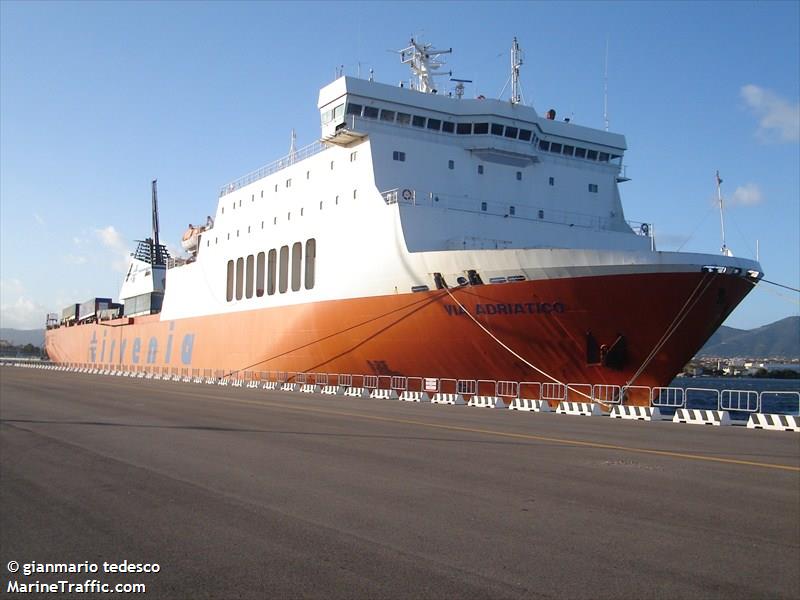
[0,328,45,347]
[697,316,800,358]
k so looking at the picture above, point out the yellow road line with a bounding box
[158,385,800,473]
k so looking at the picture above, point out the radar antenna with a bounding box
[450,77,472,100]
[399,38,452,93]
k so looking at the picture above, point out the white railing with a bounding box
[9,362,799,416]
[219,141,326,197]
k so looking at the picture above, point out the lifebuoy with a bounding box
[401,189,413,201]
[182,228,195,241]
[640,223,649,235]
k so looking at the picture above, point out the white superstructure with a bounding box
[159,39,757,322]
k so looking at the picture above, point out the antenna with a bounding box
[399,38,452,93]
[289,129,297,164]
[150,179,166,266]
[716,171,733,257]
[510,37,524,105]
[151,179,160,254]
[603,38,609,131]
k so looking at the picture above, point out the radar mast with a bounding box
[399,39,452,93]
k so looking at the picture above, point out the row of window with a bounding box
[345,102,621,165]
[225,239,316,302]
[220,153,358,214]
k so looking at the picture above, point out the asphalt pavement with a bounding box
[1,367,798,599]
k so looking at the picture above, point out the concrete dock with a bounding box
[1,367,798,599]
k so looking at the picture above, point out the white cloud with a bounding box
[64,254,88,265]
[741,84,800,143]
[729,183,764,206]
[94,225,131,273]
[0,296,48,329]
[0,279,49,329]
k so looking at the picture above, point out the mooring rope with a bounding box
[625,272,716,387]
[440,285,595,402]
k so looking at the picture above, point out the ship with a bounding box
[44,39,763,401]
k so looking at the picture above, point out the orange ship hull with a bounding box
[45,271,752,395]
[45,273,752,394]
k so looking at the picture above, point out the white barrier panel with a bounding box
[281,382,299,392]
[217,378,229,386]
[746,414,799,432]
[231,379,244,387]
[508,398,551,412]
[370,389,399,400]
[431,393,466,405]
[246,380,260,388]
[263,381,280,390]
[468,395,508,408]
[344,387,369,398]
[300,384,321,394]
[205,377,216,385]
[609,406,669,421]
[673,409,731,426]
[320,385,344,395]
[399,391,430,403]
[556,402,602,416]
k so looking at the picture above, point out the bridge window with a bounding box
[380,109,395,122]
[235,257,244,300]
[267,249,276,295]
[305,238,316,290]
[396,112,411,125]
[539,140,550,151]
[516,171,522,181]
[478,165,484,174]
[442,121,454,133]
[256,252,265,297]
[245,255,254,299]
[427,118,441,131]
[393,151,406,162]
[491,123,503,135]
[346,103,362,116]
[457,123,472,135]
[549,177,555,186]
[519,129,532,141]
[589,184,599,193]
[291,242,302,292]
[363,106,378,119]
[226,260,234,302]
[587,149,598,160]
[504,126,518,139]
[448,160,454,170]
[574,147,587,159]
[481,202,487,211]
[563,145,575,156]
[412,115,426,128]
[279,246,289,294]
[538,209,544,219]
[550,143,562,153]
[474,122,488,134]
[599,152,610,162]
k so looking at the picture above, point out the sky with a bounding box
[1,0,798,332]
